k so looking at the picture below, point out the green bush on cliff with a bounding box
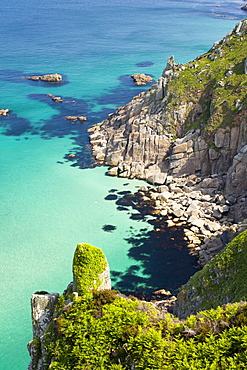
[44,295,247,369]
[73,243,107,297]
[39,238,247,369]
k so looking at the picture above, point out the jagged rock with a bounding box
[27,293,59,370]
[188,215,205,229]
[171,205,184,218]
[108,166,118,176]
[131,73,153,85]
[205,221,221,232]
[30,293,59,339]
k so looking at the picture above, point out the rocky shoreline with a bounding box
[131,177,247,267]
[88,20,247,269]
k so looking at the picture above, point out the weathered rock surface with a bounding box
[27,73,62,82]
[131,73,153,85]
[27,293,59,370]
[88,19,247,223]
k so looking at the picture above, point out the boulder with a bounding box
[188,215,205,229]
[66,116,87,121]
[131,73,153,85]
[172,205,184,218]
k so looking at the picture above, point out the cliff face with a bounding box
[89,20,247,199]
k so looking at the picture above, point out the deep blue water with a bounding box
[0,0,246,369]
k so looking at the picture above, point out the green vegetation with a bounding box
[44,290,247,369]
[177,230,247,312]
[39,233,247,369]
[73,243,107,297]
[164,20,247,136]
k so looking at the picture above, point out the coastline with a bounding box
[89,19,247,271]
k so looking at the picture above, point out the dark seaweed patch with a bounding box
[135,61,154,67]
[102,224,117,232]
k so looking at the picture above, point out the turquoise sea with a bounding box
[0,0,246,368]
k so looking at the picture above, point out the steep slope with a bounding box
[89,20,247,188]
[174,229,247,318]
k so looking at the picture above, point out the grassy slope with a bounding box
[164,20,247,136]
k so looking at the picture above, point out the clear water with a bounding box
[0,0,245,368]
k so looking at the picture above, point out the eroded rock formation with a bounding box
[89,20,247,221]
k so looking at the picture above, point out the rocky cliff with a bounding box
[27,242,247,369]
[89,20,247,202]
[27,20,247,369]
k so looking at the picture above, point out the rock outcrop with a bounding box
[27,293,59,370]
[131,73,153,85]
[89,20,247,180]
[26,73,62,83]
[89,19,247,223]
[0,109,9,116]
[27,243,111,370]
[65,115,87,121]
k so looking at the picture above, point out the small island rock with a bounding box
[27,73,62,83]
[0,109,9,116]
[66,115,87,121]
[131,73,153,85]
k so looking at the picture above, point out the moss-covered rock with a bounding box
[72,242,111,297]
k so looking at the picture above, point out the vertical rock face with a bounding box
[27,293,59,370]
[31,293,60,337]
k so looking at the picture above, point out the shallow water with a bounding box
[0,0,245,368]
